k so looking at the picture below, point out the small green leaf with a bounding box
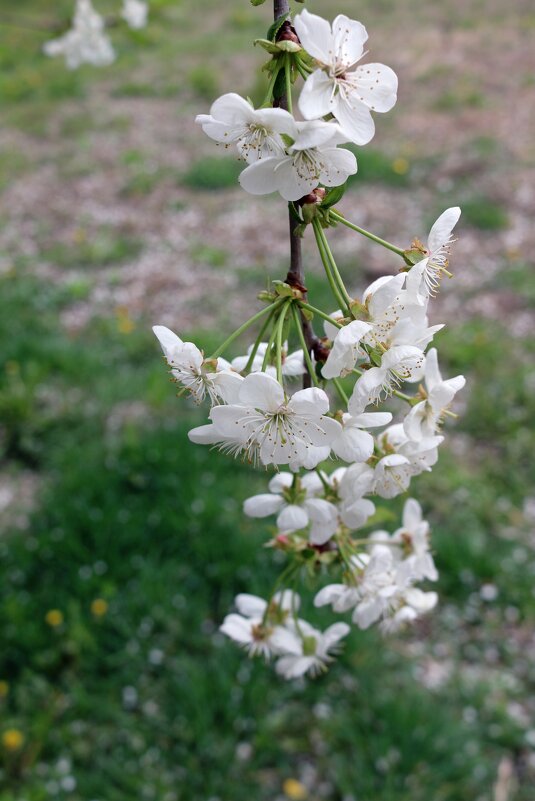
[250,0,266,6]
[322,183,347,209]
[254,38,281,55]
[272,280,293,297]
[266,12,289,42]
[276,40,301,53]
[301,203,318,224]
[404,248,426,266]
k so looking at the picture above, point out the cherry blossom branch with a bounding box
[273,0,324,390]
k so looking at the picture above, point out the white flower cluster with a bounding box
[152,8,467,679]
[43,0,148,69]
[220,591,350,679]
[196,9,398,201]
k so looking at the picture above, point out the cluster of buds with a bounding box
[43,0,148,69]
[153,8,466,679]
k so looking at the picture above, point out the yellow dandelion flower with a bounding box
[391,157,409,175]
[282,778,308,800]
[45,609,64,627]
[91,598,109,617]
[0,681,9,698]
[2,729,24,751]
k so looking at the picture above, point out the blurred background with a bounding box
[0,0,534,799]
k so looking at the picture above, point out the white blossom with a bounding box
[220,591,300,659]
[330,405,392,463]
[321,320,372,379]
[121,0,148,29]
[43,0,115,69]
[353,545,437,631]
[196,94,296,163]
[294,9,397,145]
[209,372,342,467]
[275,621,350,679]
[239,120,356,202]
[406,208,461,301]
[395,499,438,582]
[403,348,465,441]
[243,472,338,545]
[152,325,240,404]
[335,463,376,529]
[351,345,426,407]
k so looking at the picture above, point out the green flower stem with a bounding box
[210,300,285,359]
[291,303,319,386]
[243,304,279,373]
[261,303,285,372]
[332,378,348,405]
[314,222,353,311]
[298,301,343,329]
[284,54,293,114]
[315,468,330,492]
[275,299,288,383]
[262,300,291,373]
[311,220,349,312]
[262,64,282,107]
[330,211,405,257]
[262,561,300,626]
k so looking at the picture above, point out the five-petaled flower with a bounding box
[294,9,398,145]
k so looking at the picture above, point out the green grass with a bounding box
[182,155,243,190]
[41,227,143,269]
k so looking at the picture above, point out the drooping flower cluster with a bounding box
[153,8,466,679]
[43,0,148,69]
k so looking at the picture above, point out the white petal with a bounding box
[235,594,266,618]
[290,387,330,416]
[350,63,398,112]
[253,106,298,138]
[402,498,423,531]
[318,147,358,188]
[298,70,335,120]
[332,426,374,463]
[187,423,219,445]
[293,8,333,64]
[427,207,461,254]
[243,494,284,518]
[239,372,284,411]
[277,504,309,532]
[333,94,375,146]
[239,156,288,196]
[276,655,315,679]
[209,92,254,123]
[212,370,244,404]
[320,621,350,651]
[332,15,367,67]
[275,158,317,201]
[341,498,375,530]
[353,597,384,629]
[220,614,253,644]
[152,325,183,357]
[268,472,293,494]
[292,119,340,151]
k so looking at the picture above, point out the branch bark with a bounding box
[273,0,324,388]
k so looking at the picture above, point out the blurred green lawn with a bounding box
[1,1,535,800]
